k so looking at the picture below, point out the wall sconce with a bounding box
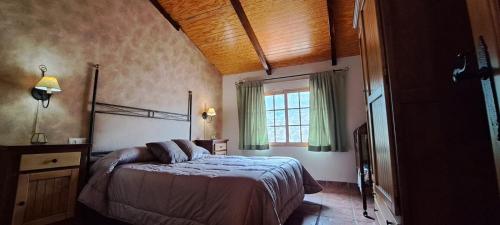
[31,65,62,108]
[202,107,216,121]
[202,107,216,139]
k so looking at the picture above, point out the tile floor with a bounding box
[284,182,378,225]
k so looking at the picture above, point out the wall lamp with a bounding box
[31,65,61,108]
[202,107,216,121]
[202,107,216,139]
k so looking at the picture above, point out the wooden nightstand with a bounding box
[0,144,89,225]
[194,139,228,155]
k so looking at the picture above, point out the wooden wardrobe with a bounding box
[354,0,500,224]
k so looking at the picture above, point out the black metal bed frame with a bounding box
[86,64,193,166]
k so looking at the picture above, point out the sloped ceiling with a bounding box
[156,0,359,75]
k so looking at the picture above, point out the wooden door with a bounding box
[11,169,79,225]
[359,0,399,218]
[466,0,500,192]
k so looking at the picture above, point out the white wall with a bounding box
[222,56,366,183]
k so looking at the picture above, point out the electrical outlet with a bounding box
[68,138,87,144]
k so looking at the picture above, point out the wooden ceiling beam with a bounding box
[150,0,181,31]
[327,0,337,65]
[230,0,272,75]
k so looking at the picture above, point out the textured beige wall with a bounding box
[0,0,222,145]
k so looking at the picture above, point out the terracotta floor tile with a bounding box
[352,201,374,209]
[320,206,354,219]
[304,194,323,204]
[354,212,377,222]
[285,182,379,225]
[322,195,352,207]
[322,187,351,194]
[296,202,322,215]
[285,213,319,225]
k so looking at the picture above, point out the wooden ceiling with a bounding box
[155,0,359,75]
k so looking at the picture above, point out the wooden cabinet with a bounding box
[194,139,228,155]
[354,0,499,224]
[0,145,89,225]
[12,169,79,225]
[357,0,400,223]
[465,0,500,193]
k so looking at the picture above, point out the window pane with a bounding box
[267,127,275,142]
[288,109,300,125]
[300,108,309,125]
[301,126,309,142]
[287,92,300,108]
[289,126,301,142]
[266,111,274,126]
[275,126,286,142]
[275,110,286,126]
[274,94,285,109]
[300,92,310,107]
[265,95,274,110]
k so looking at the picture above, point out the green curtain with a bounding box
[308,70,346,152]
[236,81,269,150]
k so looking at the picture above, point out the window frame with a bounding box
[265,88,310,147]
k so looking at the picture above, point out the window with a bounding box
[265,90,310,145]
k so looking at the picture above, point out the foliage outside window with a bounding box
[265,89,310,146]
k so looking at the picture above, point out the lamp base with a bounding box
[31,132,48,145]
[31,88,50,101]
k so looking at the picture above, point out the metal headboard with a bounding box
[87,64,193,166]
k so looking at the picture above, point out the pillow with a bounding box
[172,139,208,160]
[191,146,211,160]
[146,141,188,164]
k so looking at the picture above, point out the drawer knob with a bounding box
[18,201,25,206]
[51,159,58,163]
[387,220,394,225]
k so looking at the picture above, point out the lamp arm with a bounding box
[41,97,50,108]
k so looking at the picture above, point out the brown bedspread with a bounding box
[78,147,322,225]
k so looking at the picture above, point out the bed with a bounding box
[80,65,322,225]
[79,147,322,225]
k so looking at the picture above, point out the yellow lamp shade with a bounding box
[207,107,216,116]
[35,76,61,94]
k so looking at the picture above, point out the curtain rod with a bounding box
[235,66,349,85]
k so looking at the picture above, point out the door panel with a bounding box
[466,0,500,190]
[11,169,79,225]
[359,14,371,101]
[364,0,384,94]
[361,0,399,216]
[359,13,379,188]
[371,96,394,205]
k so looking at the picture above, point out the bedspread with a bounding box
[78,147,322,225]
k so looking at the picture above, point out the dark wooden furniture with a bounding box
[0,144,89,225]
[194,139,229,155]
[354,0,499,224]
[465,0,500,194]
[353,123,373,219]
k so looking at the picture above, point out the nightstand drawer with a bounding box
[214,143,227,151]
[19,152,81,171]
[194,139,228,155]
[214,150,227,155]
